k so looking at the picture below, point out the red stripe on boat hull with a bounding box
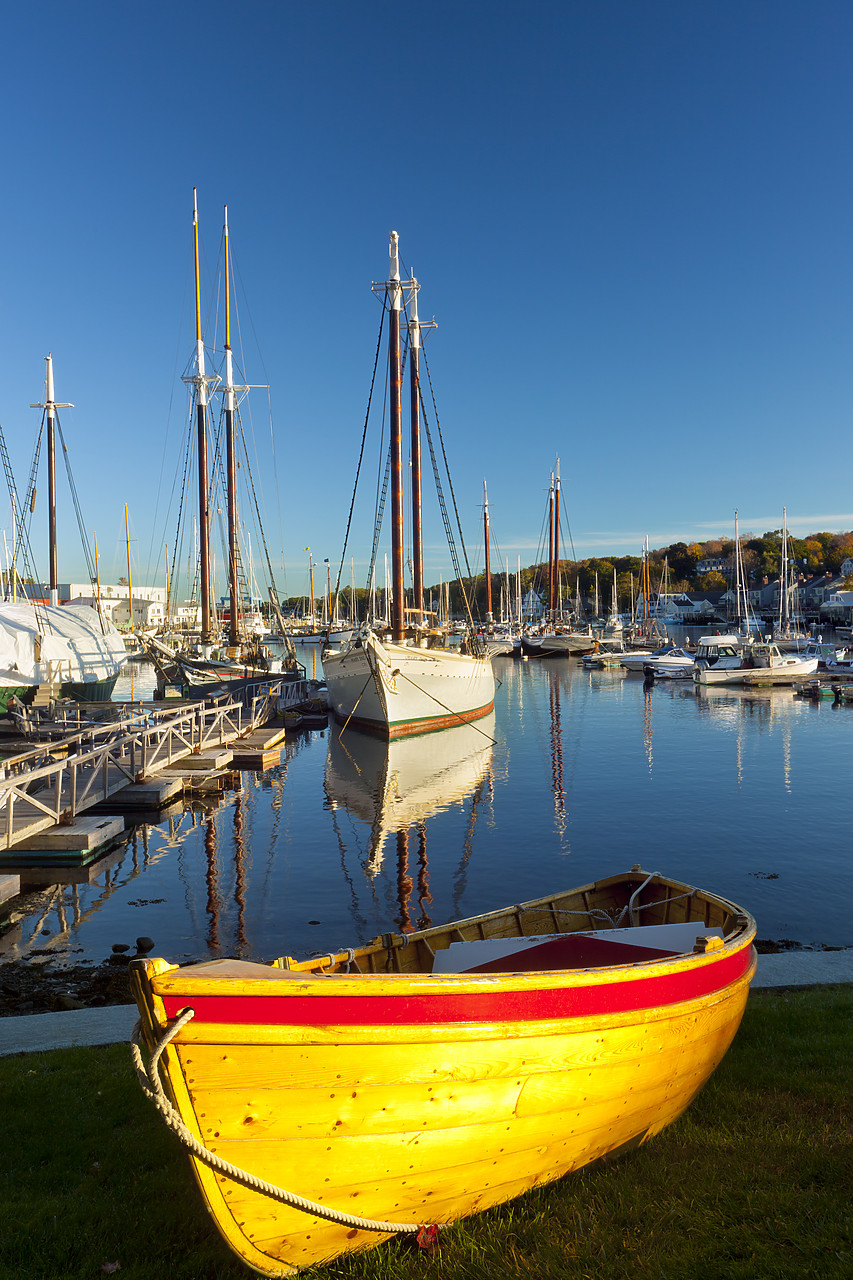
[333,699,495,741]
[161,945,754,1027]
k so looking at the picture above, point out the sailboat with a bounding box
[323,233,494,739]
[727,511,765,641]
[479,480,514,656]
[773,507,809,650]
[522,464,595,657]
[146,195,301,695]
[0,355,127,712]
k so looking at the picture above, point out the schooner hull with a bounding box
[130,870,756,1277]
[322,634,495,739]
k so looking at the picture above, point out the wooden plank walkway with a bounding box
[0,684,282,851]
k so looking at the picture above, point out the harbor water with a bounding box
[3,646,852,971]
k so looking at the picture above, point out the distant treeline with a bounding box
[281,529,853,617]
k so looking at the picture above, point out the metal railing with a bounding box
[0,694,267,849]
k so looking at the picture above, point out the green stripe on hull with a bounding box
[62,674,120,703]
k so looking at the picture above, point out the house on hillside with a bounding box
[820,588,853,625]
[696,556,730,576]
[522,588,544,620]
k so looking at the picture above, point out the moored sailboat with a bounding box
[0,354,127,711]
[323,233,494,738]
[145,194,301,696]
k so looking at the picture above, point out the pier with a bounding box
[0,680,300,871]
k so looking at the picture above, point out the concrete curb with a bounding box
[0,950,850,1056]
[0,1004,138,1056]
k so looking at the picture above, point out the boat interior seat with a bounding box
[432,923,724,974]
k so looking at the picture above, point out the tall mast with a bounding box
[93,530,103,618]
[779,506,788,635]
[183,189,215,641]
[408,277,424,622]
[553,459,561,619]
[223,205,239,646]
[547,473,555,621]
[483,480,492,622]
[30,353,72,606]
[124,504,133,630]
[386,233,405,642]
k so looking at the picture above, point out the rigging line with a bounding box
[420,403,478,633]
[22,419,45,536]
[366,441,391,606]
[54,417,97,585]
[419,342,475,583]
[395,669,496,744]
[234,409,295,660]
[0,420,44,618]
[229,252,283,562]
[331,303,387,611]
[168,414,196,619]
[147,236,198,586]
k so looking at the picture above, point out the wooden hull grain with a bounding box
[130,871,755,1276]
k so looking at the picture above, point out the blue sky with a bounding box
[2,1,852,601]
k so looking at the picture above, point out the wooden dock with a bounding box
[0,683,282,855]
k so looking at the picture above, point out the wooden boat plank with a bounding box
[130,871,755,1276]
[193,997,747,1212]
[176,986,746,1100]
[199,1078,711,1240]
[180,998,742,1162]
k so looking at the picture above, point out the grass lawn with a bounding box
[0,985,850,1279]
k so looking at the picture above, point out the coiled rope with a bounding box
[131,1009,439,1236]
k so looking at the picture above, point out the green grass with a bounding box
[1,987,850,1279]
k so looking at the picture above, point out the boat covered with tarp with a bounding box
[0,602,127,708]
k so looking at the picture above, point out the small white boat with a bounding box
[693,636,818,686]
[642,646,695,677]
[620,645,677,673]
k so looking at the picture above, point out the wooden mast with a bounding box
[547,473,555,622]
[125,504,134,631]
[483,480,492,623]
[31,354,72,606]
[387,232,405,643]
[553,459,561,619]
[223,206,240,647]
[409,277,424,623]
[192,189,213,641]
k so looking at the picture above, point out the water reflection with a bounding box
[3,655,853,965]
[324,715,496,888]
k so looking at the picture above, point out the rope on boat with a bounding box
[131,1010,442,1237]
[394,669,497,744]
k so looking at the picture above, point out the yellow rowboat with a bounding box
[130,868,756,1276]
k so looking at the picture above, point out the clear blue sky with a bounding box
[2,1,851,601]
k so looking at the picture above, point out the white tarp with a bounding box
[0,603,127,686]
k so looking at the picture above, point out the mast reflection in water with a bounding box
[4,656,853,967]
[324,715,495,933]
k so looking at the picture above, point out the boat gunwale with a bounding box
[135,872,756,1031]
